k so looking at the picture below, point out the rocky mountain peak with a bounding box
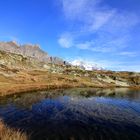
[22,43,40,49]
[0,41,65,65]
[7,41,20,47]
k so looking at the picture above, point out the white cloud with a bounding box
[61,0,116,31]
[58,0,139,53]
[76,41,93,50]
[61,0,139,32]
[118,52,138,57]
[58,0,140,71]
[58,33,73,48]
[88,10,115,31]
[59,35,129,53]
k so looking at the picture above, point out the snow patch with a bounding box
[70,59,103,70]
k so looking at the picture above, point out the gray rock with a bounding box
[0,41,67,65]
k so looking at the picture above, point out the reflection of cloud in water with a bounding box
[0,88,140,139]
[29,95,140,129]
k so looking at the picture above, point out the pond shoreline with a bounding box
[0,68,140,97]
[0,82,140,97]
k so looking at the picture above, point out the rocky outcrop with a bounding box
[0,50,42,70]
[0,41,65,65]
[0,41,20,54]
[0,50,68,74]
[21,44,49,61]
[63,68,140,87]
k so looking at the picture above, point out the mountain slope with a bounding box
[0,41,64,65]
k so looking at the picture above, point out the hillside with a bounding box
[0,42,140,96]
[0,41,65,65]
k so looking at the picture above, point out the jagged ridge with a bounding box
[0,41,65,65]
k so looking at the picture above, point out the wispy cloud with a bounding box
[118,51,138,57]
[61,0,139,31]
[76,35,129,53]
[57,0,140,71]
[58,0,139,54]
[58,33,73,48]
[58,33,130,54]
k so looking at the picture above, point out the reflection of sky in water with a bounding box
[0,88,140,140]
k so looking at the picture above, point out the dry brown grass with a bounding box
[0,68,139,97]
[0,120,28,140]
[0,69,101,96]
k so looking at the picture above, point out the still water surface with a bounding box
[0,88,140,140]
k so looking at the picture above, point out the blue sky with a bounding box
[0,0,140,71]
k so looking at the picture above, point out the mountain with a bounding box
[71,59,103,70]
[0,41,140,96]
[0,41,64,65]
